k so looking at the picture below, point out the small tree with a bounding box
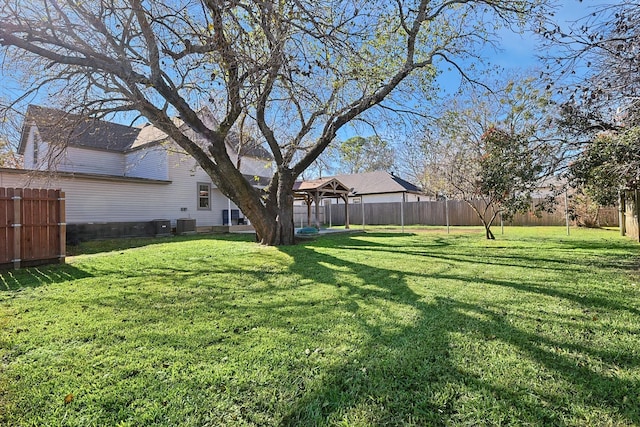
[399,77,562,238]
[336,136,395,175]
[444,126,551,239]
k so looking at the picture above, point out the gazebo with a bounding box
[293,178,351,229]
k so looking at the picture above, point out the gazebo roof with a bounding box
[293,177,351,199]
[293,177,352,229]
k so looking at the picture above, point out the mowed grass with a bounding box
[1,227,639,426]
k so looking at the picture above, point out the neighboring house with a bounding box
[331,170,425,204]
[0,105,272,239]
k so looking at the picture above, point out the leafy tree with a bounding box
[450,126,553,239]
[336,135,395,174]
[569,128,640,207]
[544,2,640,204]
[0,136,19,168]
[0,103,21,168]
[0,0,551,245]
[400,77,561,239]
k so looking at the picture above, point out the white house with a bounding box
[0,105,273,240]
[330,171,425,204]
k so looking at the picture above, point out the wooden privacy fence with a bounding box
[0,188,66,269]
[326,199,619,228]
[621,189,639,241]
[326,200,483,227]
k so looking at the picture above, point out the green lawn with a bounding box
[1,227,639,426]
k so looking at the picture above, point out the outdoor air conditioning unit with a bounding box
[151,219,171,237]
[176,218,197,235]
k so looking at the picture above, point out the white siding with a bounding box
[23,124,124,175]
[0,171,173,223]
[48,146,124,175]
[125,146,169,180]
[3,155,259,227]
[22,126,37,169]
[22,130,55,171]
[166,151,240,226]
[9,128,270,227]
[348,192,424,204]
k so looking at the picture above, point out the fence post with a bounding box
[565,190,570,236]
[636,189,640,242]
[58,191,66,264]
[401,193,405,233]
[11,188,21,269]
[445,196,450,234]
[618,190,626,237]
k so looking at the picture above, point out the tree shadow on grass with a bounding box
[66,233,253,256]
[0,264,93,291]
[338,231,639,273]
[275,234,640,425]
[5,231,638,425]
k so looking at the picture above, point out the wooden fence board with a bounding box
[0,187,65,269]
[0,188,11,264]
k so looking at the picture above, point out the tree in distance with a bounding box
[335,135,395,175]
[0,102,22,168]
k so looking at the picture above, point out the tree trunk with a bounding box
[482,221,495,240]
[464,200,496,240]
[250,169,296,246]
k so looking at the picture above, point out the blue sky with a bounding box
[500,0,606,66]
[436,0,610,93]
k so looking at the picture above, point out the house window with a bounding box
[33,140,39,165]
[197,182,211,210]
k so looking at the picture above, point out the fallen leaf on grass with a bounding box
[64,393,74,404]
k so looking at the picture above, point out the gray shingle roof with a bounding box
[19,105,273,160]
[19,105,141,154]
[331,171,422,195]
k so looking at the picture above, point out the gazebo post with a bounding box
[343,195,350,229]
[313,191,321,229]
[306,195,312,227]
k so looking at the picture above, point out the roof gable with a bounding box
[294,177,350,193]
[18,105,273,161]
[19,105,141,154]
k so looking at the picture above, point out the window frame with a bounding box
[197,182,212,211]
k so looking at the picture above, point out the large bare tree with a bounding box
[0,0,549,245]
